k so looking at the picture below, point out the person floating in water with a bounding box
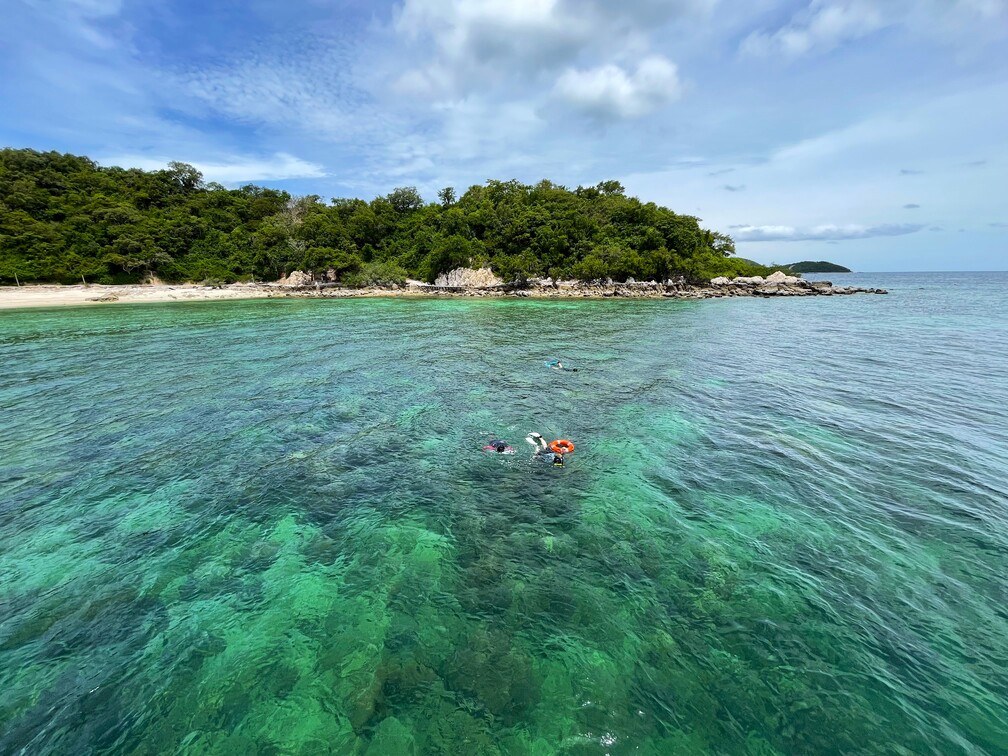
[526,432,569,467]
[483,439,515,454]
[546,359,578,372]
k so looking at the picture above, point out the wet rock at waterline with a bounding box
[274,268,887,299]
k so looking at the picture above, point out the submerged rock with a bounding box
[365,716,415,755]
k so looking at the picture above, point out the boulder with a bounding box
[766,270,801,285]
[281,270,313,287]
[528,276,558,288]
[434,267,503,288]
[710,276,730,286]
[731,276,765,285]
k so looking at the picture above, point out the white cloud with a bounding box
[770,114,915,166]
[176,38,403,150]
[99,153,326,184]
[741,0,1008,58]
[20,0,128,50]
[731,223,924,241]
[741,1,884,57]
[554,56,681,119]
[390,0,710,101]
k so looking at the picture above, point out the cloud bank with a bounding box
[731,223,925,242]
[554,56,681,119]
[99,153,326,184]
[741,0,1007,58]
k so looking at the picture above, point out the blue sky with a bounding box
[2,0,1006,270]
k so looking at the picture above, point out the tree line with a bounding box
[0,148,777,286]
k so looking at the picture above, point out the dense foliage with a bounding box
[786,261,851,273]
[0,148,777,285]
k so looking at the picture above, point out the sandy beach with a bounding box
[0,283,283,310]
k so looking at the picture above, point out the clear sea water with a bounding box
[1,272,1007,755]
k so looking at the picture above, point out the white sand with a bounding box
[0,283,281,310]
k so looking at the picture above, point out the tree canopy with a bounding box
[0,148,777,286]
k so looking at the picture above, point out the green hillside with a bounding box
[786,261,852,273]
[0,148,779,285]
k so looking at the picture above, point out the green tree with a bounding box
[438,186,456,208]
[387,186,424,214]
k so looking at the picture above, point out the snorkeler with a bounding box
[483,439,515,454]
[525,432,566,467]
[546,359,578,372]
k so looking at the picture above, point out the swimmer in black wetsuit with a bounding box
[526,432,564,467]
[483,439,515,454]
[547,359,578,372]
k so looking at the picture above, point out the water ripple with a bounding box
[1,274,1007,753]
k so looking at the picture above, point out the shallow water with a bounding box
[1,272,1007,754]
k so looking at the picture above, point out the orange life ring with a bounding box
[550,439,575,454]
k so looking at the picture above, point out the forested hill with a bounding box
[786,261,852,273]
[0,148,775,286]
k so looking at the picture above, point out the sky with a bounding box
[1,0,1006,270]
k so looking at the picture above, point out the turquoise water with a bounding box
[1,272,1007,754]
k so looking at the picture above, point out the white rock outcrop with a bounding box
[434,267,503,288]
[766,270,801,285]
[281,270,314,286]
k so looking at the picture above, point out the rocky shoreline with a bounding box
[278,269,887,300]
[0,271,886,309]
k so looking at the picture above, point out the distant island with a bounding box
[1,148,783,287]
[785,261,852,273]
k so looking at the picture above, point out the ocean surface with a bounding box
[1,271,1007,755]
